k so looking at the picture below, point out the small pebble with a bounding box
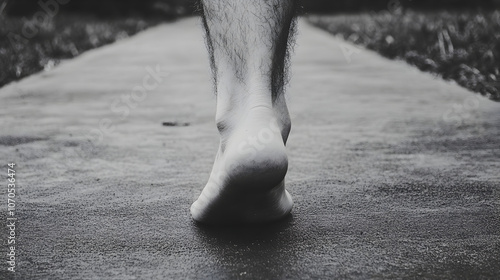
[162,121,190,127]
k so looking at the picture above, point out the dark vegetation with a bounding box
[0,0,196,87]
[301,0,500,14]
[3,0,196,17]
[310,10,500,100]
[0,15,165,87]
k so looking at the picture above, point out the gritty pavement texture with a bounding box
[0,18,499,279]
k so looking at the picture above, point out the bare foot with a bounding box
[191,100,293,224]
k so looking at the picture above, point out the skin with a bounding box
[191,0,298,224]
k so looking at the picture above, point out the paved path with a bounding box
[1,18,499,279]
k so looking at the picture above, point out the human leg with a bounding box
[191,0,298,224]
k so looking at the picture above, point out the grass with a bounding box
[309,10,500,101]
[0,14,164,88]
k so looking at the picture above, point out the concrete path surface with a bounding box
[1,18,499,279]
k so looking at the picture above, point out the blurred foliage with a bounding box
[2,0,196,17]
[0,0,195,87]
[309,10,500,101]
[0,15,162,87]
[301,0,500,13]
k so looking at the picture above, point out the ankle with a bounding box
[216,96,290,138]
